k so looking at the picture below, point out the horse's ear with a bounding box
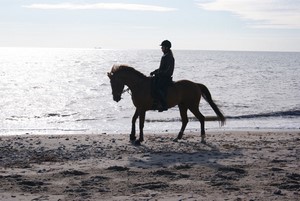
[107,72,112,79]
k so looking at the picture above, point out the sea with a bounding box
[0,47,299,135]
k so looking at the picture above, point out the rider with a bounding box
[150,40,175,112]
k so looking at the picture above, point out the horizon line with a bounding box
[1,46,299,53]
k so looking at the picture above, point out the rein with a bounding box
[122,87,132,96]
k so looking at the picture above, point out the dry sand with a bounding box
[0,130,299,201]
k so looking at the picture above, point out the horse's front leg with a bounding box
[130,109,139,142]
[135,110,145,145]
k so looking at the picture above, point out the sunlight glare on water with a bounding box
[0,48,299,135]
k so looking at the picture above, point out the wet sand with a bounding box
[0,130,299,200]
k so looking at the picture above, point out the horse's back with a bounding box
[168,80,201,105]
[175,79,196,86]
[174,79,199,91]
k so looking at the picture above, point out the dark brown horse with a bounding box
[107,65,225,145]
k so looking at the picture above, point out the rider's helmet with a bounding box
[160,40,172,48]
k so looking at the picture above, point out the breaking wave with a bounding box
[227,109,300,119]
[145,109,300,123]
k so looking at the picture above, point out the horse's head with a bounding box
[107,71,124,102]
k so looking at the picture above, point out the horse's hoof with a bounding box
[134,140,141,146]
[130,135,136,142]
[173,138,179,142]
[201,140,206,144]
[130,139,136,143]
[177,132,183,140]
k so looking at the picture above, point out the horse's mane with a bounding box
[111,65,148,79]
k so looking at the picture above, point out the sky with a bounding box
[1,0,300,51]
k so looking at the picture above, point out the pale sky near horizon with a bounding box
[1,0,300,52]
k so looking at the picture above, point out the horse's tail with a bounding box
[198,84,226,126]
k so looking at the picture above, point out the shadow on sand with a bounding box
[127,136,242,170]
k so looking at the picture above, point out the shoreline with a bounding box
[1,131,300,200]
[0,127,299,137]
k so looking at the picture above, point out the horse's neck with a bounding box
[122,73,147,90]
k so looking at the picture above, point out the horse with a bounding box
[107,65,225,145]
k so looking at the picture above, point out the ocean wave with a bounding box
[227,109,300,119]
[145,109,300,123]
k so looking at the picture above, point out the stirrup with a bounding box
[158,105,168,112]
[151,100,159,110]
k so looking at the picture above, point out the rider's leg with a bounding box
[157,88,168,112]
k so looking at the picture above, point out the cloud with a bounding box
[23,3,177,12]
[196,0,300,29]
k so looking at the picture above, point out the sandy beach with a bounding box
[0,130,299,201]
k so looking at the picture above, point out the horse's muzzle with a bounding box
[113,95,121,102]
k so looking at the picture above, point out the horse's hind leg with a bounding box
[174,104,188,141]
[189,107,206,143]
[130,109,139,141]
